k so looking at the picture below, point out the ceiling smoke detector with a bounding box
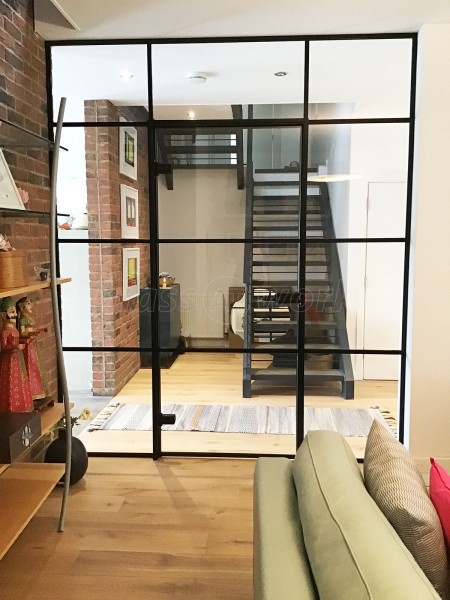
[274,71,288,77]
[187,71,207,84]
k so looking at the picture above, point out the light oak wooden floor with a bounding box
[0,457,255,600]
[78,353,398,458]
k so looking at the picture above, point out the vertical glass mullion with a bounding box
[398,35,418,444]
[147,43,161,458]
[296,41,310,449]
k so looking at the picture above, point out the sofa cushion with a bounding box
[430,458,450,550]
[254,458,318,600]
[364,420,448,599]
[293,430,441,600]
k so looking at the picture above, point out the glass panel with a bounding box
[309,39,412,119]
[304,242,404,351]
[158,242,245,351]
[160,351,297,455]
[152,41,304,120]
[157,126,302,239]
[51,45,149,122]
[307,123,409,239]
[65,351,152,454]
[304,353,400,459]
[59,241,150,348]
[57,126,149,239]
[158,242,301,352]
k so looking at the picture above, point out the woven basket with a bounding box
[0,251,27,289]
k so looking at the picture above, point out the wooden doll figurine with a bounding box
[16,296,48,401]
[0,296,33,412]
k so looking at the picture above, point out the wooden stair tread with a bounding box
[253,342,339,350]
[0,462,65,560]
[253,320,337,332]
[251,367,344,380]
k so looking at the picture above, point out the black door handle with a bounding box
[160,413,176,426]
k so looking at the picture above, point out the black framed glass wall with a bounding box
[47,33,416,458]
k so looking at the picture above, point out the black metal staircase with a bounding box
[243,166,355,399]
[156,118,354,399]
[156,127,244,190]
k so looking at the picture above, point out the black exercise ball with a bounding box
[45,429,88,485]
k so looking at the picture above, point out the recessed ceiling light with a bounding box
[188,111,196,119]
[120,70,134,81]
[187,71,207,84]
[274,71,288,77]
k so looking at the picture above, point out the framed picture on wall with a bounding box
[123,248,140,301]
[120,184,139,238]
[119,119,137,180]
[0,149,25,210]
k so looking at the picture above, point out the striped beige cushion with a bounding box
[364,419,448,599]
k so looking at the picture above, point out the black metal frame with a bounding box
[45,32,417,459]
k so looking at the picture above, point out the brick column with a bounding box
[84,100,150,396]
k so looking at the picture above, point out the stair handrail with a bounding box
[317,182,355,398]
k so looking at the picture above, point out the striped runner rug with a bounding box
[87,402,396,437]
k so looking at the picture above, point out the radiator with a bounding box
[180,293,224,338]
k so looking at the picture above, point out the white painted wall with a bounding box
[347,124,409,378]
[57,127,88,219]
[59,229,93,391]
[158,169,246,333]
[312,123,409,378]
[406,24,450,465]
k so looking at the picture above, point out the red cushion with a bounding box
[430,458,450,549]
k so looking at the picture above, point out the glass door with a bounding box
[153,124,302,456]
[150,39,306,456]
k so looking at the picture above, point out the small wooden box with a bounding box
[0,251,27,289]
[0,412,42,462]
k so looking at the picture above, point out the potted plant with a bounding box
[44,413,89,485]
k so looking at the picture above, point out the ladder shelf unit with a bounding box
[0,99,72,558]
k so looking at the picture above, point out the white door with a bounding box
[363,182,406,380]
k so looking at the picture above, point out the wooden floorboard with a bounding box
[0,457,255,600]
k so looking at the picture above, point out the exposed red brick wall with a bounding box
[84,100,150,396]
[0,0,57,403]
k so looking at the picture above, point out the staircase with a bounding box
[156,127,244,190]
[156,121,354,399]
[243,167,355,399]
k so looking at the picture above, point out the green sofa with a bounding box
[254,430,441,600]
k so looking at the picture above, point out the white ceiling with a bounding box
[37,0,450,40]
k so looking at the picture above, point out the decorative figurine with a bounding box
[0,296,33,412]
[16,296,48,402]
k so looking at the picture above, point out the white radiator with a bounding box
[180,293,224,338]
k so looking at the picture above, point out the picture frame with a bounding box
[122,247,140,301]
[119,119,137,180]
[0,149,25,210]
[120,184,139,238]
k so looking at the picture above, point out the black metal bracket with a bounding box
[154,162,173,176]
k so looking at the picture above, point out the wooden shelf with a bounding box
[0,464,9,476]
[0,117,66,151]
[0,462,64,560]
[0,277,71,299]
[40,402,73,435]
[40,404,64,435]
